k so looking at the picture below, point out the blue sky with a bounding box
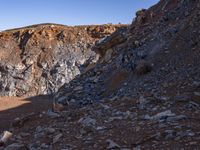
[0,0,159,30]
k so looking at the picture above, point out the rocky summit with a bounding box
[0,0,200,149]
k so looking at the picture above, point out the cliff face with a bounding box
[0,24,126,96]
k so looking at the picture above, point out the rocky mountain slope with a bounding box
[0,0,200,149]
[0,24,125,96]
[54,0,200,108]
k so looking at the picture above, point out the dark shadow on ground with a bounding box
[0,95,53,132]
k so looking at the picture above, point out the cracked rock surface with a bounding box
[0,24,125,96]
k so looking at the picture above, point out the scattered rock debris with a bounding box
[0,0,200,149]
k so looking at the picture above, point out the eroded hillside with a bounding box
[0,24,126,96]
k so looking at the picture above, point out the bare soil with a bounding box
[0,95,52,132]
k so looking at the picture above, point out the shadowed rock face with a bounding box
[0,24,126,96]
[54,0,200,108]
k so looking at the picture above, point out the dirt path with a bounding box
[0,95,52,132]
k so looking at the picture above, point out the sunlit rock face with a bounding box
[0,24,125,96]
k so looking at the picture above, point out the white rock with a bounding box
[0,131,12,144]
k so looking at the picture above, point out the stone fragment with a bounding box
[46,110,61,118]
[174,95,191,102]
[0,131,13,145]
[5,143,26,150]
[166,115,187,122]
[53,133,63,144]
[106,139,120,149]
[104,48,113,62]
[73,86,83,91]
[144,110,175,121]
[45,127,55,134]
[78,116,96,127]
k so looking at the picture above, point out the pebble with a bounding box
[35,126,43,133]
[46,110,61,118]
[78,117,96,127]
[45,127,56,134]
[166,115,187,122]
[53,133,63,144]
